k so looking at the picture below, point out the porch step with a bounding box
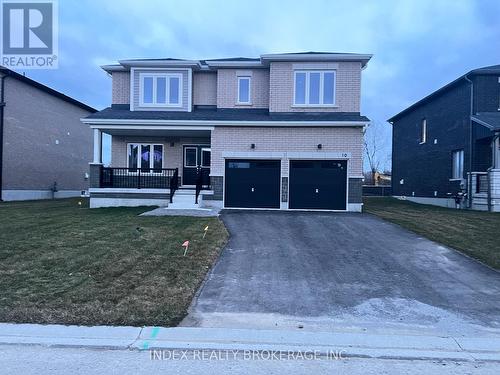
[168,191,199,209]
[175,189,196,195]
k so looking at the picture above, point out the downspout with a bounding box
[464,74,474,208]
[0,74,7,201]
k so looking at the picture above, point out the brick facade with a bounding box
[210,126,363,177]
[110,60,364,113]
[217,69,269,109]
[269,61,361,113]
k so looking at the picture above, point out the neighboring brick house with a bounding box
[0,67,96,201]
[389,65,500,211]
[82,52,372,211]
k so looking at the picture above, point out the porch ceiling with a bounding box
[102,129,211,138]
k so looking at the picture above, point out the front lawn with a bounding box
[0,198,228,326]
[364,197,500,269]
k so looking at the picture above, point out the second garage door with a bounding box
[289,160,347,210]
[224,159,281,208]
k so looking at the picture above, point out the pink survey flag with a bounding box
[182,240,190,256]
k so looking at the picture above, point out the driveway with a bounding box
[183,211,500,335]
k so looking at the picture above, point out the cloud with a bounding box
[24,0,500,170]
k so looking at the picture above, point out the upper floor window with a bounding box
[451,149,464,180]
[238,76,251,104]
[294,70,336,106]
[420,118,427,144]
[140,73,182,107]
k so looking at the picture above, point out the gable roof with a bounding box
[0,67,96,112]
[388,64,500,123]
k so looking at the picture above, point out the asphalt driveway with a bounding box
[183,211,500,335]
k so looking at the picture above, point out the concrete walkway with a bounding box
[0,323,500,362]
[140,207,220,217]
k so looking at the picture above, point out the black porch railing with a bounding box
[100,167,178,189]
[170,168,179,203]
[195,167,211,204]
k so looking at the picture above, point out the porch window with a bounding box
[452,149,464,179]
[294,70,336,106]
[128,144,163,172]
[139,73,182,107]
[237,76,251,104]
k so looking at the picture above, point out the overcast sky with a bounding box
[21,0,500,170]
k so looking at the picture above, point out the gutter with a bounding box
[464,74,474,208]
[81,118,369,127]
[0,74,6,201]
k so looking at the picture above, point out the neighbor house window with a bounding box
[452,149,464,179]
[237,76,251,104]
[294,70,336,106]
[420,118,427,143]
[128,144,163,172]
[140,73,182,107]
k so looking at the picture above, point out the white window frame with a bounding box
[237,76,251,105]
[419,118,427,144]
[451,149,464,180]
[127,143,164,173]
[293,70,336,107]
[139,73,183,108]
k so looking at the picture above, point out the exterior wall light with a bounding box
[317,144,322,149]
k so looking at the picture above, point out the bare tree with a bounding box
[364,121,391,185]
[364,134,380,185]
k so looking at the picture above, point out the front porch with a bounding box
[469,130,500,212]
[89,126,214,208]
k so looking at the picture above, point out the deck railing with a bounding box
[100,167,178,189]
[195,167,211,204]
[169,168,179,203]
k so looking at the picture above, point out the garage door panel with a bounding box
[289,160,347,210]
[225,159,280,209]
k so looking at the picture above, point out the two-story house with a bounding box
[389,65,500,211]
[83,52,372,211]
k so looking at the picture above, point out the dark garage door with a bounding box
[289,160,347,210]
[225,159,281,208]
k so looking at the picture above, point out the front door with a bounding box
[183,145,210,186]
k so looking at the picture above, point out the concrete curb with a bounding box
[0,323,499,362]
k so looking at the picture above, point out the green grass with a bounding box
[364,197,500,269]
[0,198,228,326]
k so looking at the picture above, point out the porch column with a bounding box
[93,128,102,164]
